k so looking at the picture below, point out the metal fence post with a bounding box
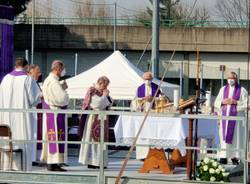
[98,112,105,184]
[244,117,249,184]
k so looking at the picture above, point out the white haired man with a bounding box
[214,71,248,164]
[41,60,69,171]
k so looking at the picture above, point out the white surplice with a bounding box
[41,73,69,164]
[136,83,151,160]
[214,85,248,158]
[0,70,41,171]
[79,95,112,167]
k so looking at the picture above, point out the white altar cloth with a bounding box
[114,115,219,156]
[114,115,187,155]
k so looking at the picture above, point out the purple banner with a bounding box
[0,6,14,82]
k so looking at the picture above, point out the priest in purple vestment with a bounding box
[135,72,162,160]
[136,72,161,111]
[41,60,69,171]
[214,71,248,164]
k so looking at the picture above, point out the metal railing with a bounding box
[14,17,249,28]
[0,108,248,184]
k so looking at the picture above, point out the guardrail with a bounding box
[0,108,248,184]
[14,17,249,28]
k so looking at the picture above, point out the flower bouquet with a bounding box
[197,157,230,182]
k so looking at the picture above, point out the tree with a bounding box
[215,0,248,25]
[147,0,182,22]
[136,0,210,27]
[74,0,94,18]
[0,0,31,16]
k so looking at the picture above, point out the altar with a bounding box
[114,114,219,174]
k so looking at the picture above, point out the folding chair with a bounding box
[0,125,23,170]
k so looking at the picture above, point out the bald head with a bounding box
[51,60,64,71]
[51,60,65,77]
[143,72,153,81]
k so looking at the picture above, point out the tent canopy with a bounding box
[66,51,179,100]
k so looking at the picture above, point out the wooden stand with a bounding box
[139,98,195,177]
[139,148,173,174]
[179,99,196,180]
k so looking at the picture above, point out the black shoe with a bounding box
[47,164,67,172]
[231,157,239,165]
[32,162,39,166]
[59,163,69,167]
[219,158,228,165]
[32,161,47,167]
[87,165,107,169]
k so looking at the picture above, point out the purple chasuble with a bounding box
[137,82,160,98]
[222,84,241,144]
[43,102,66,154]
[9,70,27,76]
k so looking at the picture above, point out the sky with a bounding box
[27,0,219,19]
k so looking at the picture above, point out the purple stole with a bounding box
[9,70,27,76]
[37,101,43,150]
[222,84,241,144]
[43,102,66,154]
[137,82,160,98]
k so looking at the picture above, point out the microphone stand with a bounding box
[193,92,206,180]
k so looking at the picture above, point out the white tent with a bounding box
[66,51,179,100]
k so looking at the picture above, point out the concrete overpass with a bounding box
[13,24,249,96]
[14,24,248,52]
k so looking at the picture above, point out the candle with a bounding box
[174,89,179,108]
[205,91,211,107]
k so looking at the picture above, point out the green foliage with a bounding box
[147,0,181,21]
[0,0,31,16]
[136,0,209,27]
[137,0,183,27]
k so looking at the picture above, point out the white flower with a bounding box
[210,176,216,182]
[218,165,223,170]
[209,168,215,174]
[204,157,210,164]
[212,161,218,167]
[216,168,221,174]
[221,168,225,172]
[203,165,208,171]
[222,172,229,177]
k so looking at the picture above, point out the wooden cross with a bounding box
[48,128,55,141]
[58,129,64,141]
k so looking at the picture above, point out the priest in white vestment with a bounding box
[134,72,161,160]
[214,71,248,164]
[79,76,113,169]
[0,58,41,171]
[28,64,42,162]
[41,60,69,171]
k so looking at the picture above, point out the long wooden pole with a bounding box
[193,48,201,179]
[115,50,176,184]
